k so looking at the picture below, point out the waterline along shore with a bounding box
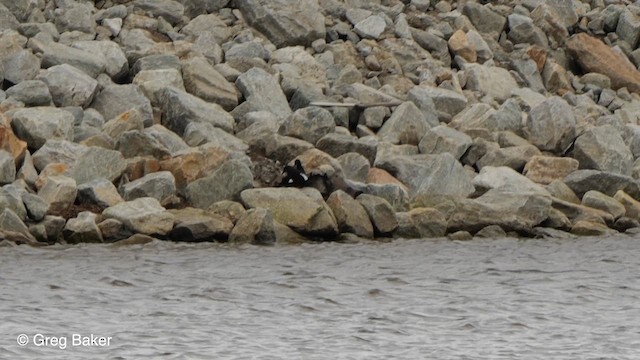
[2,0,640,245]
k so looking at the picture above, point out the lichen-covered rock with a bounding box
[68,146,126,185]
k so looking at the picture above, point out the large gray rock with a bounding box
[179,13,232,44]
[77,178,123,208]
[465,64,519,102]
[524,96,577,154]
[116,130,171,159]
[37,175,77,215]
[418,125,472,160]
[53,0,95,34]
[178,0,230,17]
[31,140,87,172]
[160,87,234,135]
[582,190,626,220]
[0,208,33,241]
[2,49,39,84]
[507,13,549,48]
[36,64,98,108]
[133,68,185,107]
[240,187,338,237]
[122,171,177,204]
[169,207,234,242]
[236,0,325,47]
[63,211,103,243]
[357,194,398,236]
[10,107,74,150]
[616,9,640,49]
[376,153,475,201]
[5,80,52,106]
[354,15,386,40]
[186,160,253,209]
[474,166,550,197]
[228,208,276,245]
[143,124,190,156]
[448,189,552,234]
[477,145,541,171]
[21,192,48,222]
[326,190,374,239]
[408,86,467,121]
[571,125,633,176]
[396,207,447,239]
[72,40,129,81]
[378,102,430,146]
[42,42,105,78]
[0,187,26,221]
[68,146,127,185]
[132,0,184,25]
[91,84,154,127]
[316,134,377,165]
[182,57,238,111]
[234,67,291,119]
[462,2,507,35]
[183,122,249,152]
[337,152,370,182]
[0,4,19,30]
[279,106,335,144]
[0,150,15,185]
[102,197,174,236]
[564,170,640,199]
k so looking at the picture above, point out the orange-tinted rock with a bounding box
[567,33,640,92]
[367,168,408,190]
[199,146,231,176]
[124,157,160,181]
[35,163,71,190]
[524,155,579,185]
[159,151,205,190]
[0,115,27,164]
[448,30,477,63]
[527,45,547,72]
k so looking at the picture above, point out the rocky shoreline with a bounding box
[2,0,640,245]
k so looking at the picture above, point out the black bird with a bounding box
[280,159,309,187]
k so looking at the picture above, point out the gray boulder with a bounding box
[234,67,291,119]
[179,0,230,17]
[160,87,234,135]
[396,207,447,239]
[316,133,377,165]
[122,171,177,205]
[524,96,577,154]
[378,102,431,146]
[337,152,370,183]
[241,187,338,237]
[473,166,550,197]
[418,125,473,160]
[228,208,276,245]
[63,211,103,243]
[408,86,467,122]
[236,0,325,47]
[133,68,185,107]
[91,84,154,127]
[72,40,129,81]
[5,80,52,106]
[116,130,171,160]
[186,160,253,209]
[132,0,184,25]
[0,4,18,30]
[354,15,386,40]
[37,175,77,215]
[582,190,626,220]
[448,189,552,234]
[0,208,33,241]
[42,42,105,78]
[36,64,98,107]
[279,106,335,144]
[477,145,541,171]
[10,107,74,150]
[0,187,26,220]
[327,190,374,239]
[53,0,95,34]
[143,124,190,156]
[21,192,48,222]
[571,125,633,176]
[77,178,123,208]
[357,194,398,236]
[0,150,15,185]
[564,170,640,199]
[377,153,475,201]
[465,64,519,102]
[182,57,238,111]
[31,140,87,172]
[2,49,39,84]
[102,197,175,236]
[462,2,507,35]
[68,146,127,186]
[183,122,249,152]
[616,9,640,49]
[169,207,234,242]
[180,13,232,44]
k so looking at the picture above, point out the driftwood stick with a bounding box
[309,101,403,108]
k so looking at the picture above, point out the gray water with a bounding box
[1,235,639,359]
